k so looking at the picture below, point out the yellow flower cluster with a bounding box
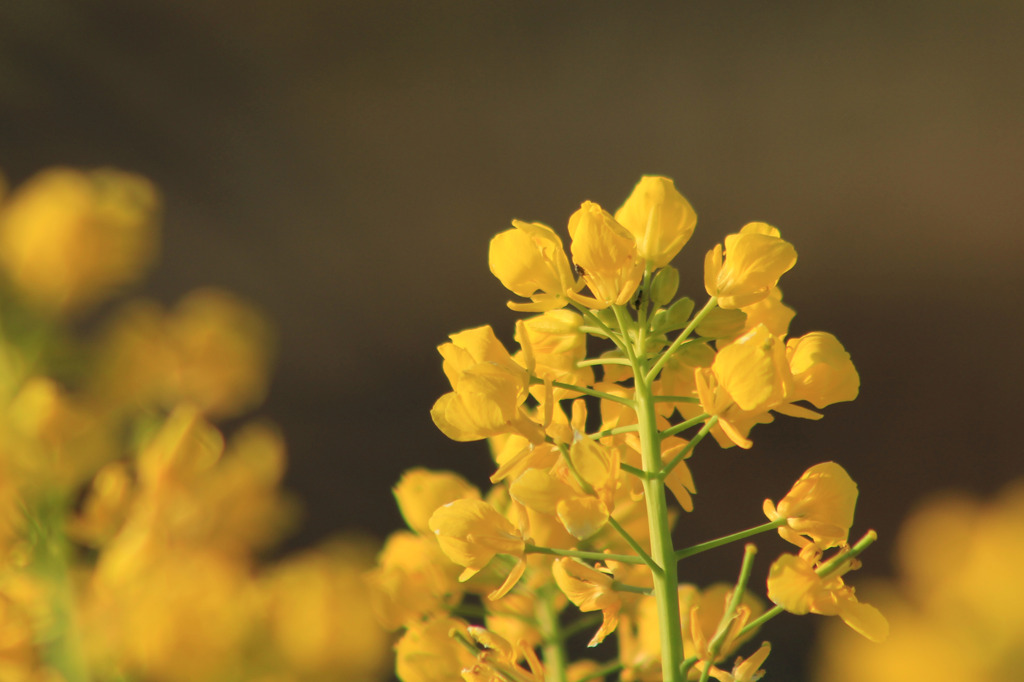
[814,480,1024,681]
[373,177,882,682]
[0,167,389,682]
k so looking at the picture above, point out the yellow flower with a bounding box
[704,223,797,309]
[763,462,858,550]
[767,547,888,642]
[567,201,644,309]
[785,332,860,409]
[711,324,792,413]
[431,326,542,443]
[394,468,481,535]
[366,530,464,630]
[0,167,159,313]
[428,498,527,599]
[681,583,765,672]
[395,616,476,682]
[166,288,275,419]
[613,176,697,268]
[489,220,578,312]
[514,309,593,400]
[263,540,390,680]
[552,558,622,646]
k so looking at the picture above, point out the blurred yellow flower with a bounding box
[0,167,159,314]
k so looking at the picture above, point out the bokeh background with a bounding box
[2,1,1023,679]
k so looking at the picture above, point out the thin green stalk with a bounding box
[538,588,568,682]
[530,377,635,406]
[586,424,640,440]
[606,515,659,573]
[646,296,718,384]
[661,413,711,440]
[612,581,653,595]
[736,605,784,639]
[675,519,786,561]
[524,544,647,565]
[816,530,878,577]
[659,417,715,479]
[577,357,633,367]
[652,394,701,404]
[619,462,653,479]
[623,302,685,682]
[698,544,758,682]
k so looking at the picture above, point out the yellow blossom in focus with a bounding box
[567,201,644,309]
[0,167,159,314]
[428,498,527,600]
[552,558,622,646]
[514,309,593,400]
[711,324,791,413]
[704,223,796,309]
[489,220,579,312]
[613,176,697,268]
[431,326,542,443]
[767,546,888,643]
[785,332,860,409]
[764,462,858,550]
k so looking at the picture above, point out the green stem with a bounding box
[530,377,635,406]
[586,424,640,440]
[675,519,786,561]
[736,605,784,640]
[652,395,701,404]
[621,305,685,682]
[606,515,659,573]
[646,296,718,384]
[620,462,653,479]
[698,544,758,682]
[524,544,647,565]
[538,587,568,682]
[661,413,711,440]
[612,581,653,595]
[31,495,89,682]
[659,417,716,479]
[816,530,878,577]
[577,357,632,367]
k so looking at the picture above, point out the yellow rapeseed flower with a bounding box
[763,462,858,550]
[0,167,159,314]
[489,220,579,312]
[704,223,797,309]
[394,468,482,536]
[552,558,622,646]
[428,498,527,600]
[613,176,697,268]
[767,546,888,643]
[566,201,644,309]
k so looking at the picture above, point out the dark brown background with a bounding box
[2,1,1023,679]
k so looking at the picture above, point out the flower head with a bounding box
[613,176,697,268]
[704,223,797,309]
[764,462,858,549]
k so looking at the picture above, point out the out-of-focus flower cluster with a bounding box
[814,480,1024,682]
[0,167,389,682]
[370,177,884,682]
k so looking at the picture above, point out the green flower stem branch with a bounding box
[614,303,687,682]
[646,296,718,384]
[529,377,635,407]
[660,416,716,478]
[698,544,758,682]
[675,518,788,561]
[523,544,647,566]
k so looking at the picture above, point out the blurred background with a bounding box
[2,1,1022,679]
